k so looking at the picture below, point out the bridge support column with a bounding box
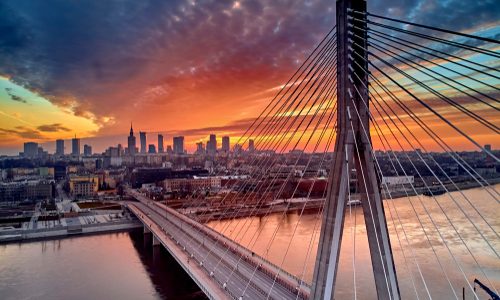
[310,0,400,299]
[143,225,151,234]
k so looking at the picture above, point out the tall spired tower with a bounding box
[310,0,400,299]
[128,123,137,155]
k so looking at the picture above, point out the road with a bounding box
[128,190,307,300]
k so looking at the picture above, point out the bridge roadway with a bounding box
[126,189,309,300]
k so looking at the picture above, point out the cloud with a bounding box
[0,0,497,150]
[0,126,43,139]
[36,123,71,132]
[5,87,27,103]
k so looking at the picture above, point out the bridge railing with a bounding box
[129,191,310,298]
[128,204,234,300]
[145,195,310,297]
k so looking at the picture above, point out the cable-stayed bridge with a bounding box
[126,0,500,299]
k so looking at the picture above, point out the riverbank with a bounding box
[193,180,500,223]
[0,214,142,244]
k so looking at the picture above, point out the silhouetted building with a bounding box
[166,145,173,154]
[148,144,156,153]
[208,134,217,155]
[222,136,230,153]
[140,132,147,153]
[83,144,92,156]
[56,139,64,156]
[72,137,80,156]
[196,142,205,155]
[96,159,103,170]
[23,142,38,158]
[249,139,255,152]
[173,136,184,154]
[158,134,164,153]
[128,123,137,155]
[54,163,67,180]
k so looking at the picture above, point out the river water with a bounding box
[0,231,205,300]
[0,185,498,299]
[207,185,500,299]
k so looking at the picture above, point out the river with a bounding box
[207,185,500,299]
[0,185,498,299]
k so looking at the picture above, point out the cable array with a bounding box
[136,8,499,300]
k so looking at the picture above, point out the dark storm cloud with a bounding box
[0,0,497,126]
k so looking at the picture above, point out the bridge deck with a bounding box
[127,190,309,300]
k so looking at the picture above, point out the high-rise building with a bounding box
[173,136,184,154]
[55,139,64,156]
[128,123,136,156]
[72,136,80,156]
[148,144,156,154]
[248,139,255,152]
[158,134,164,153]
[83,144,92,156]
[484,144,492,152]
[23,142,38,158]
[166,145,173,154]
[140,132,147,153]
[222,136,230,153]
[208,134,217,155]
[196,142,205,155]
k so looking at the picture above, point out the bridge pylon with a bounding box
[310,0,400,299]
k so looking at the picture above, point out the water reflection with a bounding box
[207,185,500,299]
[0,231,205,300]
[129,230,207,300]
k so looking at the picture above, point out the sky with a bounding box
[0,0,498,155]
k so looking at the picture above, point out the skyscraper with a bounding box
[222,136,230,153]
[140,132,147,153]
[208,134,217,155]
[173,136,184,154]
[158,134,164,153]
[24,142,38,158]
[128,123,136,155]
[72,136,80,156]
[56,139,64,156]
[248,139,255,152]
[83,144,92,156]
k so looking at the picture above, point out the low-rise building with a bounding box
[69,175,99,198]
[0,180,53,203]
[164,176,221,192]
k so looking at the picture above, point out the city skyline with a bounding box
[0,1,499,156]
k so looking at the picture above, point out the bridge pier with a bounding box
[310,0,400,299]
[143,225,151,234]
